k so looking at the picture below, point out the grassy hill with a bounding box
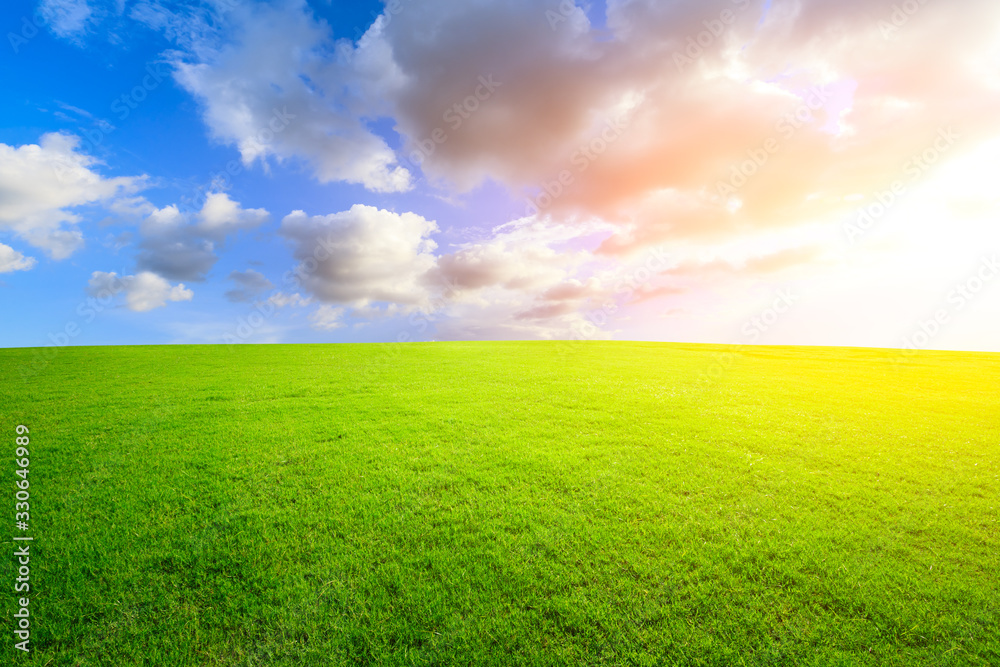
[1,341,997,665]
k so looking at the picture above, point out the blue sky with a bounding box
[2,0,999,351]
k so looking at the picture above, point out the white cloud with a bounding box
[0,244,36,273]
[166,0,411,193]
[197,192,271,240]
[39,0,93,39]
[86,270,193,312]
[279,204,439,308]
[0,133,145,259]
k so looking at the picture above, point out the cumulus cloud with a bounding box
[224,269,274,302]
[279,204,439,308]
[87,270,193,312]
[0,244,36,273]
[137,192,269,281]
[197,192,271,240]
[0,133,145,259]
[277,206,620,339]
[369,0,1000,252]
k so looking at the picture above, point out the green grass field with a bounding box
[1,341,997,665]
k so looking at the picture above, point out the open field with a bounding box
[1,341,997,665]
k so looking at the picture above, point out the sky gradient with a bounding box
[2,0,999,351]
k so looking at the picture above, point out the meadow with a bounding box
[1,341,997,665]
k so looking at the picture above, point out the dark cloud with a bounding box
[136,193,269,282]
[224,269,274,302]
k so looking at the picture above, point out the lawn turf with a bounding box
[1,341,997,665]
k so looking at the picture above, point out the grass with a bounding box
[1,340,997,665]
